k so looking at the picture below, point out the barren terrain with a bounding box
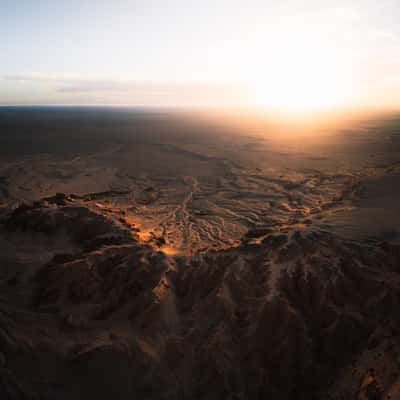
[1,107,400,399]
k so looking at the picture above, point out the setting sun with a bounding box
[2,1,399,111]
[245,31,352,112]
[2,1,400,398]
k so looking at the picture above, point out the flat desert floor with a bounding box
[1,107,400,399]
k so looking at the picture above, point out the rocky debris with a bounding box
[1,200,400,399]
[135,187,160,205]
[244,226,273,239]
[358,371,383,400]
[0,176,9,201]
[82,190,131,201]
[3,199,134,249]
[44,192,70,206]
[34,244,169,323]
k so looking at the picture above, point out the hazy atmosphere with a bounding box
[1,0,400,110]
[1,1,400,400]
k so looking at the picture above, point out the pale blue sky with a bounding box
[1,0,399,109]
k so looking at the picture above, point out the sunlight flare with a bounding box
[246,31,353,112]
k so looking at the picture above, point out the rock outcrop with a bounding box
[1,198,400,399]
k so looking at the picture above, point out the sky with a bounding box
[1,0,400,110]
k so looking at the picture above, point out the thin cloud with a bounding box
[3,74,241,94]
[2,74,249,107]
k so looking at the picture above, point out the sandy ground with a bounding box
[2,111,398,254]
[0,108,400,399]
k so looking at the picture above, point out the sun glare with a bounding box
[246,31,352,112]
